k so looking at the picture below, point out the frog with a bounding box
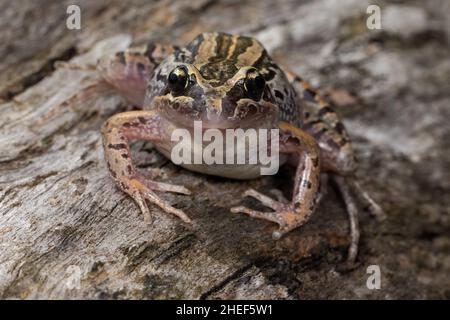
[98,32,385,263]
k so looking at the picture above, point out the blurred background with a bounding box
[0,0,449,299]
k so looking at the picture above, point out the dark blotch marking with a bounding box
[312,157,319,168]
[303,89,317,102]
[189,73,197,85]
[121,153,129,159]
[338,138,349,146]
[318,106,335,117]
[156,70,165,82]
[127,165,133,175]
[108,143,127,150]
[263,65,277,82]
[303,119,323,129]
[137,62,146,74]
[138,116,146,124]
[144,43,157,64]
[314,127,329,139]
[115,52,126,65]
[302,180,312,189]
[123,122,131,128]
[274,89,284,100]
[262,88,272,101]
[334,122,345,134]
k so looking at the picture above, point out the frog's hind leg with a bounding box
[98,43,177,107]
[289,75,385,219]
[286,72,356,173]
[287,71,385,263]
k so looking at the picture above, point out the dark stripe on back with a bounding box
[229,36,254,63]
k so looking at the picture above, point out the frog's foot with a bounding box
[350,180,386,221]
[332,176,360,264]
[230,188,304,240]
[126,178,192,225]
[326,175,385,264]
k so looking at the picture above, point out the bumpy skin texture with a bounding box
[99,32,384,263]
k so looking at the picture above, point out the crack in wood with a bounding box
[1,46,78,100]
[199,262,256,300]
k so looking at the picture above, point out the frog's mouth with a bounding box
[153,95,279,130]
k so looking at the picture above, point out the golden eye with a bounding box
[168,66,189,93]
[244,69,265,100]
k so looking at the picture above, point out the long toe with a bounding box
[230,206,283,225]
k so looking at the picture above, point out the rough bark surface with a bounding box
[1,0,449,299]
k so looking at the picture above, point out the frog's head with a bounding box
[147,33,282,130]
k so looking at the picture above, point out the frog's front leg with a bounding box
[102,110,192,225]
[231,121,321,240]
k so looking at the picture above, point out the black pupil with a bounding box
[168,67,187,91]
[255,75,264,88]
[168,72,179,84]
[245,72,265,100]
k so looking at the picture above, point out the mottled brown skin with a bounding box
[99,32,384,263]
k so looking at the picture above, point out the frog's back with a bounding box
[178,33,269,84]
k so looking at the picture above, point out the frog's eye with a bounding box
[168,66,189,93]
[244,69,265,100]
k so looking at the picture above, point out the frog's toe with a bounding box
[242,188,286,211]
[131,191,153,225]
[232,189,294,230]
[350,179,386,222]
[231,206,283,225]
[230,205,300,241]
[231,202,309,240]
[129,179,192,224]
[146,180,191,195]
